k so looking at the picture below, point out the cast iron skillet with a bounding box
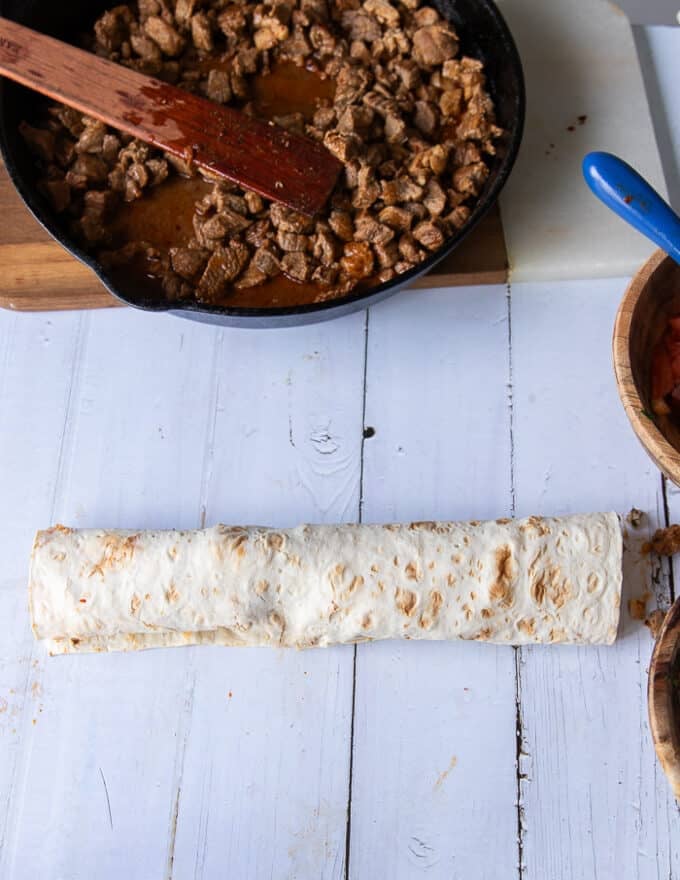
[0,0,524,327]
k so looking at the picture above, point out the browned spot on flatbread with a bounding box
[531,572,546,606]
[587,572,600,593]
[447,573,456,587]
[517,617,535,636]
[462,603,473,620]
[496,518,511,525]
[550,576,572,609]
[405,561,421,581]
[89,534,139,578]
[130,593,141,614]
[53,524,73,534]
[475,627,493,640]
[395,587,418,617]
[361,613,373,630]
[489,545,516,608]
[520,515,552,537]
[231,534,248,558]
[51,551,66,562]
[343,575,364,600]
[481,608,493,619]
[267,533,284,551]
[255,579,269,595]
[419,590,444,629]
[329,563,346,592]
[165,582,180,603]
[549,627,567,642]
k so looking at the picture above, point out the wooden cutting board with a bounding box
[0,159,508,312]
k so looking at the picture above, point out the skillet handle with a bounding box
[582,151,680,265]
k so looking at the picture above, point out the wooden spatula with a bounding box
[0,16,343,216]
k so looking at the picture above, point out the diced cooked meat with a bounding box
[270,203,315,233]
[373,239,399,268]
[234,264,268,288]
[21,0,501,305]
[341,241,374,279]
[341,10,381,42]
[277,230,309,252]
[323,131,360,162]
[170,247,210,280]
[144,16,186,56]
[412,220,444,251]
[420,181,444,217]
[94,6,133,52]
[197,243,250,299]
[252,245,281,276]
[281,251,312,281]
[364,0,400,26]
[412,25,458,67]
[413,100,438,135]
[191,13,214,50]
[378,205,413,230]
[328,210,354,241]
[380,177,424,204]
[205,69,232,103]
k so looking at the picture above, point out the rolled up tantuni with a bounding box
[29,512,622,654]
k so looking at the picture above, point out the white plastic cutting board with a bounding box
[496,0,670,282]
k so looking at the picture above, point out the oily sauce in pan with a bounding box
[111,62,337,308]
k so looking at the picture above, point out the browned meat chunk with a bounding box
[328,210,354,241]
[364,0,400,26]
[234,264,268,288]
[412,25,458,67]
[412,220,444,251]
[281,251,312,281]
[380,177,424,205]
[323,131,360,163]
[144,16,186,57]
[341,241,374,279]
[423,179,446,216]
[191,13,214,51]
[252,245,281,276]
[197,243,250,299]
[353,214,394,245]
[413,101,438,135]
[94,6,134,52]
[175,0,198,23]
[277,230,309,252]
[205,70,232,103]
[130,33,162,61]
[373,239,399,268]
[170,247,210,280]
[378,205,413,231]
[218,6,248,40]
[67,155,109,188]
[312,227,341,264]
[270,203,315,233]
[341,11,381,42]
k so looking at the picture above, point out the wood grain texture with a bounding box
[0,311,84,878]
[511,278,680,879]
[169,315,366,878]
[349,288,518,880]
[0,16,341,215]
[0,157,508,312]
[648,596,680,799]
[613,249,680,485]
[0,309,366,879]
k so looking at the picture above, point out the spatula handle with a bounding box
[582,151,680,265]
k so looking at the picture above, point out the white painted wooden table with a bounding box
[1,26,680,880]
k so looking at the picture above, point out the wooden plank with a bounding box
[0,310,84,876]
[349,288,518,879]
[510,278,680,879]
[1,311,222,878]
[0,159,508,312]
[170,314,366,878]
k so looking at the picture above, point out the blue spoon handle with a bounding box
[582,151,680,265]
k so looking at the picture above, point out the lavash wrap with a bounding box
[29,513,622,655]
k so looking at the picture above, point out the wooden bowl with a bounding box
[613,249,680,485]
[648,596,680,799]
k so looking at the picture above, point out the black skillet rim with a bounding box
[0,0,525,324]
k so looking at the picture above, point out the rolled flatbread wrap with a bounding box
[29,512,622,654]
